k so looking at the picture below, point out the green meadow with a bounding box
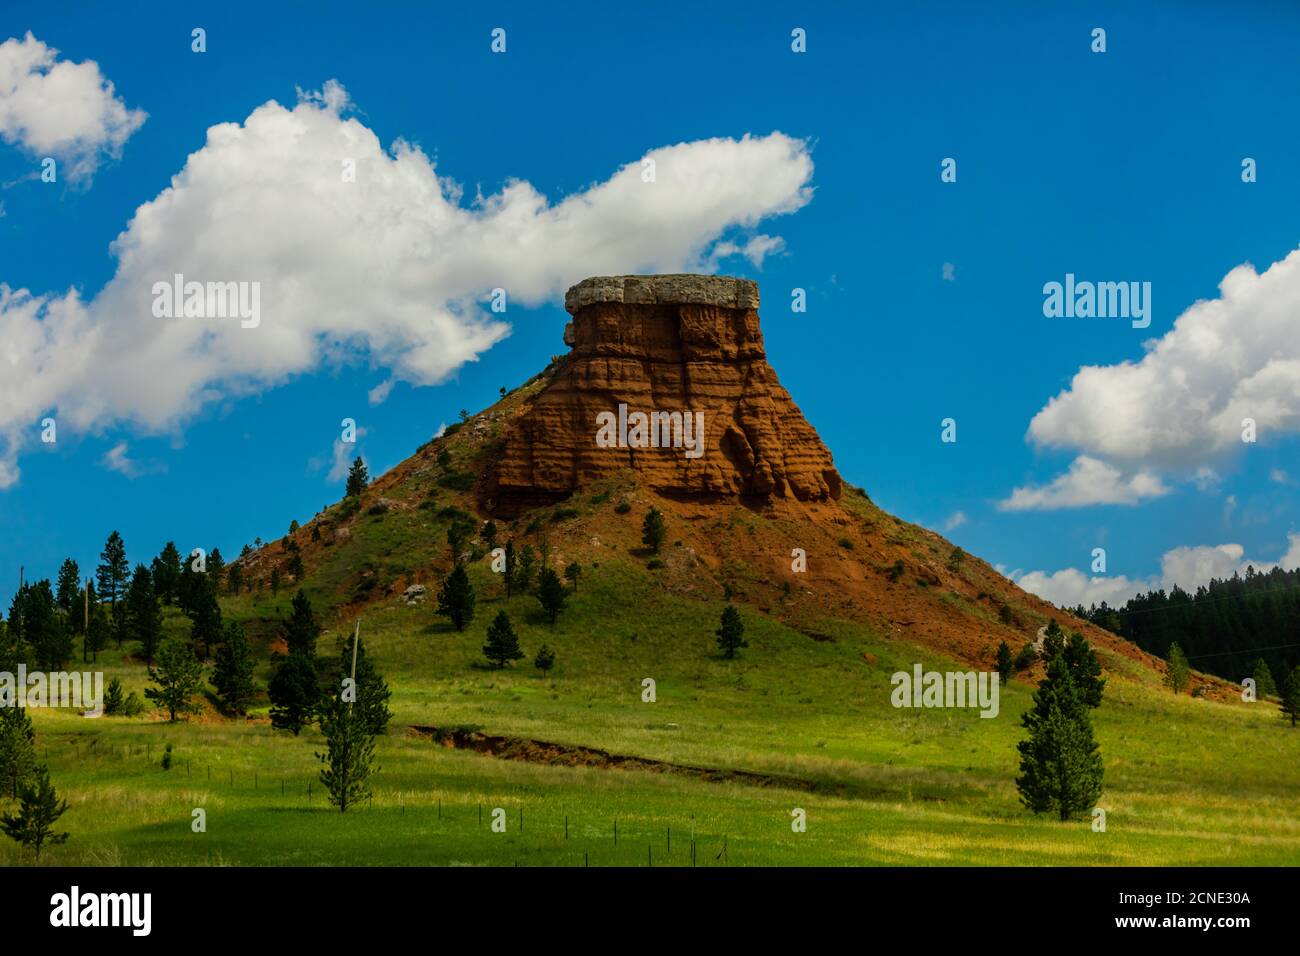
[6,553,1299,867]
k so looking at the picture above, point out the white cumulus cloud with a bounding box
[708,233,785,268]
[0,32,145,181]
[100,440,138,477]
[998,455,1169,511]
[0,82,814,488]
[1026,249,1300,469]
[1014,533,1300,607]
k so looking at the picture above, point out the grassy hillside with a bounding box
[9,546,1300,866]
[7,375,1297,867]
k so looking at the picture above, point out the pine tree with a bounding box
[4,587,24,658]
[1282,667,1300,728]
[995,640,1014,688]
[226,561,244,596]
[84,599,109,663]
[282,590,321,658]
[483,520,498,547]
[189,581,223,660]
[1253,658,1279,698]
[513,545,535,594]
[176,556,203,615]
[564,562,581,591]
[208,547,226,585]
[503,540,516,597]
[110,601,126,649]
[102,677,125,715]
[212,621,256,715]
[537,567,566,624]
[270,567,282,596]
[641,507,667,555]
[437,563,475,631]
[55,559,80,619]
[268,652,319,735]
[715,605,748,659]
[125,563,164,665]
[151,541,182,605]
[337,634,392,735]
[0,767,69,859]
[447,518,473,560]
[315,691,378,812]
[483,611,523,668]
[144,639,205,722]
[15,580,72,671]
[0,617,12,672]
[1165,641,1191,695]
[0,706,37,798]
[1015,657,1104,820]
[345,456,369,497]
[1041,619,1065,661]
[96,531,129,613]
[1063,631,1106,707]
[83,598,108,665]
[534,644,555,675]
[20,581,73,671]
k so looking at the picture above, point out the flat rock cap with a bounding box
[564,274,760,314]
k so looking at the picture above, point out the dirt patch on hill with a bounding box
[409,725,842,794]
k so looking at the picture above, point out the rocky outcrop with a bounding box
[486,274,842,515]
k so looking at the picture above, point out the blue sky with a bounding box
[2,1,1298,611]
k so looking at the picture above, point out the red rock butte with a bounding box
[485,274,842,515]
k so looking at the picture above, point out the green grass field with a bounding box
[7,552,1299,867]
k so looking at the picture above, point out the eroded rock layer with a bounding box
[487,275,842,515]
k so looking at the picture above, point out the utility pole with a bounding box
[83,579,89,663]
[349,619,360,712]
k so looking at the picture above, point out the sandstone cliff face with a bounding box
[486,275,842,515]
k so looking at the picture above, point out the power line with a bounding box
[1183,642,1300,662]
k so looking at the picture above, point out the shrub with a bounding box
[838,537,854,550]
[1014,644,1037,670]
[367,503,389,517]
[615,501,632,515]
[437,472,475,491]
[642,507,667,554]
[647,558,665,570]
[589,491,611,505]
[441,422,462,437]
[336,496,361,521]
[886,560,905,582]
[551,507,580,523]
[102,677,125,715]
